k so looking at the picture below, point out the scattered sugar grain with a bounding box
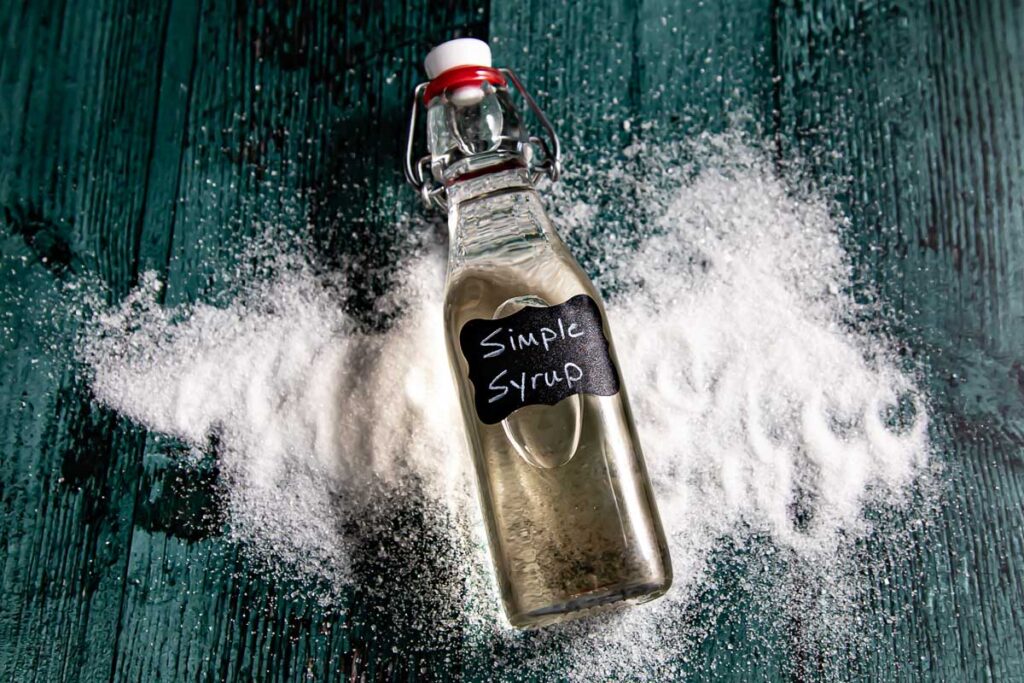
[79,133,934,679]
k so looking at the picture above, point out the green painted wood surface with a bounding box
[2,0,1023,680]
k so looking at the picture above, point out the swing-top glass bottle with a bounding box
[405,38,671,629]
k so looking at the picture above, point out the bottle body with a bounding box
[443,170,671,628]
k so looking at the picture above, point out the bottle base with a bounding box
[506,577,671,630]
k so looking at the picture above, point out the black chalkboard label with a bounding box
[459,294,621,425]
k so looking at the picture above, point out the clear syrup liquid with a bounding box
[443,171,671,628]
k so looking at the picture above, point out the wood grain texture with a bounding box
[776,0,1024,679]
[1,2,171,681]
[105,1,488,680]
[2,0,1023,680]
[2,0,485,681]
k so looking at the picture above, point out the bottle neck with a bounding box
[447,166,534,206]
[426,81,529,189]
[446,168,555,264]
[424,77,560,265]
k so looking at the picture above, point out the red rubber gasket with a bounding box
[424,65,507,104]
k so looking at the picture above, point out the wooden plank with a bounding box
[635,0,776,135]
[491,0,639,151]
[0,1,174,681]
[775,0,1024,679]
[105,1,487,681]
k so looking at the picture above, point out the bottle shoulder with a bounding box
[443,249,601,326]
[443,169,604,327]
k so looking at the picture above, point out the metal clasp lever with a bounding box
[403,82,446,210]
[499,68,562,185]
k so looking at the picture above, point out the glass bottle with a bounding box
[405,38,671,629]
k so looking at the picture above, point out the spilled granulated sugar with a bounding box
[78,134,933,679]
[80,253,465,591]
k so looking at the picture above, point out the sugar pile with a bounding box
[78,134,932,678]
[614,148,929,554]
[80,253,466,590]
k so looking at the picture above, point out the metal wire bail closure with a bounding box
[499,68,562,185]
[404,83,447,211]
[404,68,563,211]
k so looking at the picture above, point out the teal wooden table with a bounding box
[2,0,1023,680]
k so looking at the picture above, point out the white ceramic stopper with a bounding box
[424,38,492,79]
